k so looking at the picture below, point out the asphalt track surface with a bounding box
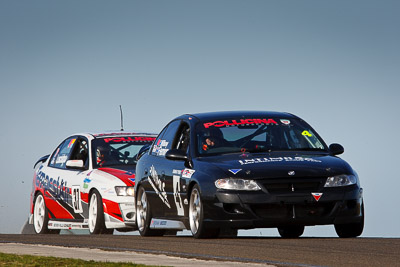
[0,234,399,267]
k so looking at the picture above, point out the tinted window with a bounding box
[93,135,156,168]
[69,137,89,169]
[49,137,77,169]
[174,122,190,153]
[196,117,326,156]
[151,120,181,157]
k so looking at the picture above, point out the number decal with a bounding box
[173,175,184,216]
[71,185,83,213]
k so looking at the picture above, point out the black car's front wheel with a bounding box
[334,202,364,238]
[189,184,219,238]
[136,186,164,236]
[277,225,305,238]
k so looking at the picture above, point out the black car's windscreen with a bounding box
[196,118,326,156]
[92,136,156,168]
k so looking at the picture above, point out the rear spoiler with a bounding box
[34,154,50,169]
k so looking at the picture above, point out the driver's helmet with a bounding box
[201,128,224,150]
[202,127,223,141]
[96,146,110,166]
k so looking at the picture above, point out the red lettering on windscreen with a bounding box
[203,118,278,128]
[104,137,156,143]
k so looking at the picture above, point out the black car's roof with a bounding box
[178,111,299,121]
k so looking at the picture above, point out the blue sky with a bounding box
[0,0,399,236]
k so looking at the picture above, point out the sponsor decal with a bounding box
[280,119,291,125]
[182,169,195,178]
[104,136,156,143]
[288,171,295,176]
[203,118,278,128]
[148,165,170,208]
[55,155,68,164]
[239,157,322,165]
[35,170,70,203]
[173,169,182,175]
[302,130,313,137]
[94,132,155,137]
[312,193,323,202]
[153,139,169,156]
[68,139,76,148]
[229,169,242,175]
[83,177,92,189]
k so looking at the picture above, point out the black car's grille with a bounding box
[261,177,326,194]
[251,202,336,219]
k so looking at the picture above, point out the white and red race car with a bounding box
[29,132,156,234]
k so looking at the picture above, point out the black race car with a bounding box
[135,111,364,238]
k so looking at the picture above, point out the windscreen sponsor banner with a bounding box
[203,118,278,128]
[103,136,156,143]
[239,157,322,165]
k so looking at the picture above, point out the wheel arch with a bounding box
[88,187,107,213]
[31,189,45,214]
[187,180,200,198]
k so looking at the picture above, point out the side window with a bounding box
[174,122,190,153]
[150,126,168,156]
[69,137,89,169]
[49,137,77,169]
[151,120,181,157]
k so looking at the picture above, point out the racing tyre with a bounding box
[278,225,305,238]
[33,193,59,234]
[88,190,114,235]
[189,184,219,238]
[136,186,165,236]
[334,203,364,238]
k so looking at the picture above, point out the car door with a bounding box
[45,136,89,221]
[145,120,182,218]
[62,136,90,220]
[162,121,191,218]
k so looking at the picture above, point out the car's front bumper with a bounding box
[201,185,363,229]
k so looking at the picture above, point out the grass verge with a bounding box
[0,252,163,266]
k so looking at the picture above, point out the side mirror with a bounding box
[165,149,188,161]
[66,159,85,169]
[329,143,344,155]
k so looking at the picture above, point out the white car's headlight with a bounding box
[215,178,261,191]
[115,186,135,196]
[324,175,358,187]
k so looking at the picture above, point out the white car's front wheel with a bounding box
[88,190,113,235]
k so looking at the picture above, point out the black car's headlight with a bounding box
[115,186,135,196]
[324,174,358,187]
[215,178,261,191]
